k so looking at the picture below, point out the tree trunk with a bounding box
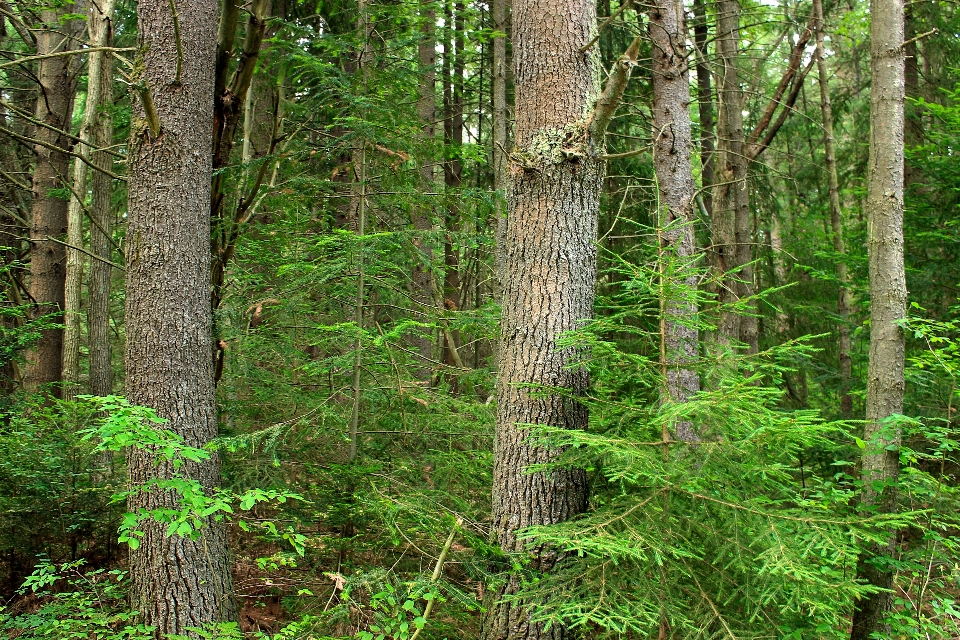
[492,0,509,286]
[24,9,81,394]
[63,0,118,399]
[849,0,906,636]
[651,0,699,441]
[813,0,852,417]
[210,0,271,381]
[692,0,714,218]
[712,0,751,351]
[482,2,637,637]
[411,0,437,374]
[87,0,118,399]
[124,0,236,631]
[442,0,464,375]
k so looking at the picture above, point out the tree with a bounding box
[63,0,118,398]
[650,0,699,437]
[813,0,852,416]
[850,0,907,634]
[87,0,119,399]
[23,8,82,394]
[123,0,235,631]
[483,0,638,635]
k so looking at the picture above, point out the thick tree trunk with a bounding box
[63,0,117,398]
[813,0,852,416]
[712,0,751,350]
[87,0,117,399]
[124,0,236,631]
[692,0,714,218]
[24,10,81,394]
[651,0,699,440]
[483,2,637,637]
[849,0,906,636]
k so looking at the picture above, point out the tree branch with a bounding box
[747,56,816,161]
[746,9,817,150]
[580,0,634,52]
[588,36,641,142]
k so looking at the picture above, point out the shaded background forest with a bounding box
[3,0,960,637]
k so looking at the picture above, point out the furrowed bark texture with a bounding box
[483,0,610,637]
[850,0,906,635]
[63,0,117,398]
[24,10,80,394]
[650,0,699,439]
[711,0,752,351]
[124,0,235,631]
[813,0,852,416]
[88,0,117,398]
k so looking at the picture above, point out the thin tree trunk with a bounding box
[348,0,373,465]
[712,0,750,350]
[124,0,236,630]
[411,0,437,374]
[210,0,271,381]
[24,9,81,394]
[849,0,906,635]
[651,0,699,441]
[63,0,117,399]
[87,1,117,399]
[813,0,852,416]
[492,0,509,286]
[482,0,638,633]
[692,0,714,217]
[442,0,464,376]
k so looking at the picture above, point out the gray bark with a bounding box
[483,2,636,637]
[692,0,714,217]
[850,0,906,635]
[651,0,699,440]
[712,0,750,350]
[492,0,509,287]
[124,0,235,631]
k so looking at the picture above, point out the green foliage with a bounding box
[507,247,960,638]
[0,395,119,589]
[0,560,154,640]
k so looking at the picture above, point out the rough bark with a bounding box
[23,9,81,394]
[651,0,699,441]
[711,0,750,350]
[692,0,714,217]
[124,0,236,630]
[63,0,117,398]
[849,0,906,635]
[483,2,636,638]
[813,0,852,416]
